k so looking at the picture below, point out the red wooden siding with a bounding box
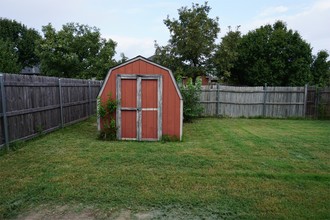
[98,56,182,140]
[142,80,157,108]
[121,111,136,138]
[120,79,137,139]
[121,80,136,108]
[142,111,157,139]
[141,79,158,139]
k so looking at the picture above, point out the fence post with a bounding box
[0,74,9,150]
[88,80,92,116]
[303,84,308,117]
[216,83,220,116]
[58,78,64,127]
[263,83,267,117]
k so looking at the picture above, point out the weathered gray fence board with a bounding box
[320,88,330,118]
[264,86,305,117]
[306,87,330,119]
[199,85,329,118]
[0,73,102,147]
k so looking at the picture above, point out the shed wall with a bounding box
[100,59,181,139]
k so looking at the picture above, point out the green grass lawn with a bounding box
[0,117,329,219]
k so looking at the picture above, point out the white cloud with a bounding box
[311,0,330,11]
[241,0,330,54]
[108,35,156,59]
[259,6,289,17]
[287,1,330,53]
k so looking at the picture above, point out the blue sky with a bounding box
[1,0,329,59]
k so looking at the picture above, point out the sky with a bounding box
[1,0,329,59]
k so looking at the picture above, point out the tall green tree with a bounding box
[154,41,182,74]
[213,26,241,83]
[37,23,117,79]
[0,39,21,73]
[154,2,220,80]
[0,18,41,71]
[310,50,330,86]
[233,21,313,86]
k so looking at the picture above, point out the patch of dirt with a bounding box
[15,206,159,220]
[15,204,231,219]
[16,205,95,220]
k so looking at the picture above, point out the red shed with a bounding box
[97,56,183,141]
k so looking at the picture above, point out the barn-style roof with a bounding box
[98,55,182,100]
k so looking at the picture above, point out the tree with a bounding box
[94,38,118,79]
[310,50,330,86]
[117,53,129,64]
[213,26,241,83]
[233,21,313,86]
[154,2,220,80]
[0,18,41,71]
[153,41,182,74]
[0,39,21,73]
[37,23,117,79]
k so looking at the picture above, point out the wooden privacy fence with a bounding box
[306,86,330,119]
[0,73,102,148]
[199,84,329,118]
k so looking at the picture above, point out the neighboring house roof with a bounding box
[20,66,41,75]
[147,55,156,61]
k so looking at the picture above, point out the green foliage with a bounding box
[233,21,313,86]
[0,18,41,71]
[153,41,181,74]
[154,2,220,79]
[97,94,117,140]
[117,53,129,65]
[180,77,203,122]
[97,97,107,119]
[161,134,180,142]
[317,103,328,120]
[106,95,117,113]
[213,27,241,83]
[310,50,330,87]
[37,23,117,79]
[0,39,21,73]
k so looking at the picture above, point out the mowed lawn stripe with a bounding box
[0,117,329,219]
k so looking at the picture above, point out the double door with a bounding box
[116,74,162,140]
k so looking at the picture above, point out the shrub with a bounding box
[179,77,203,122]
[97,94,117,140]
